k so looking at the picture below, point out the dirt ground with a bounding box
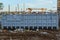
[0,30,59,40]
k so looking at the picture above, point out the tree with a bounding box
[0,3,3,10]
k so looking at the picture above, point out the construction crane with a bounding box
[26,8,47,13]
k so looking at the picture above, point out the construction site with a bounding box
[0,0,60,40]
[0,29,60,40]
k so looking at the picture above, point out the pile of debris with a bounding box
[0,30,58,40]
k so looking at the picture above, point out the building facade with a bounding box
[0,13,59,30]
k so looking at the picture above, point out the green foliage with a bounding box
[0,3,3,10]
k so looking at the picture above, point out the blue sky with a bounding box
[0,0,57,11]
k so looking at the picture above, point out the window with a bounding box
[34,26,37,31]
[29,26,33,30]
[0,22,2,29]
[16,26,19,29]
[39,26,42,29]
[53,27,56,30]
[12,26,15,30]
[8,26,11,30]
[3,26,7,29]
[43,26,47,30]
[11,26,15,30]
[48,27,51,30]
[25,26,28,30]
[21,26,24,29]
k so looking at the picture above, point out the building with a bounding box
[0,12,59,30]
[57,0,60,13]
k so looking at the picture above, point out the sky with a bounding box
[0,0,57,11]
